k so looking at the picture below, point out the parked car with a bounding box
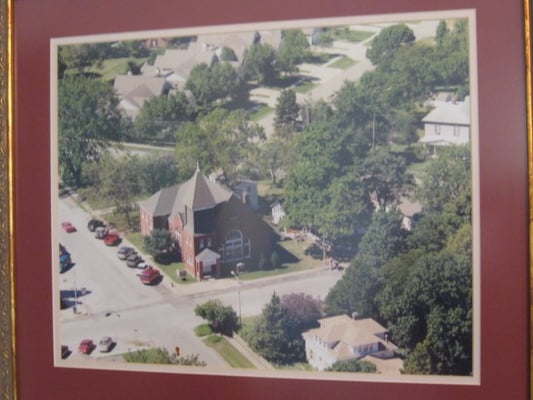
[117,246,136,260]
[94,226,108,239]
[59,243,68,255]
[104,230,120,246]
[137,261,149,270]
[59,252,71,273]
[61,221,76,233]
[87,218,105,232]
[140,267,161,285]
[61,345,70,359]
[126,254,143,267]
[98,336,114,353]
[78,339,94,354]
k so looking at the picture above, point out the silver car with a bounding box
[98,336,114,352]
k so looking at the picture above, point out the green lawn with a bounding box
[328,56,357,70]
[203,335,255,368]
[249,104,274,121]
[87,57,150,82]
[293,80,316,94]
[333,28,375,43]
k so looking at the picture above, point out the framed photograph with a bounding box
[50,7,479,384]
[2,0,530,399]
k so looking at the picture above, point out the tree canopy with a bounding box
[366,24,415,66]
[175,108,265,183]
[58,76,125,186]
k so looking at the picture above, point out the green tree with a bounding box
[175,108,264,183]
[325,210,407,317]
[326,359,377,373]
[435,20,449,47]
[143,229,173,263]
[185,62,246,111]
[434,19,469,88]
[277,29,310,74]
[416,145,471,216]
[99,154,143,229]
[366,24,415,66]
[134,91,195,142]
[138,155,179,195]
[58,76,125,186]
[123,347,206,366]
[243,43,278,84]
[274,89,300,137]
[194,299,239,336]
[220,46,238,62]
[281,292,322,329]
[257,138,290,185]
[362,149,413,211]
[245,293,303,364]
[59,43,109,75]
[380,247,472,375]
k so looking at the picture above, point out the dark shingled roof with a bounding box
[138,185,180,217]
[171,169,232,215]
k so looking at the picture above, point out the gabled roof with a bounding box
[138,185,180,217]
[196,248,221,263]
[172,168,233,215]
[302,315,388,361]
[114,74,167,98]
[422,97,470,126]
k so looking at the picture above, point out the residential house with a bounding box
[142,46,219,91]
[419,96,470,149]
[139,168,274,279]
[113,74,168,119]
[302,315,399,371]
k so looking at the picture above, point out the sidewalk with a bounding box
[225,334,274,370]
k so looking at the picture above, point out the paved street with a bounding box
[57,195,343,369]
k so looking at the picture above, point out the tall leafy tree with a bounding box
[58,76,124,186]
[194,299,239,336]
[274,89,300,137]
[243,43,278,84]
[185,62,246,111]
[362,149,413,211]
[99,154,142,228]
[144,229,173,263]
[416,145,471,216]
[366,24,415,66]
[277,29,309,75]
[175,108,264,182]
[134,91,195,142]
[245,293,303,364]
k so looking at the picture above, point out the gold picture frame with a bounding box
[2,0,531,399]
[0,0,15,399]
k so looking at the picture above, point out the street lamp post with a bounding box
[230,270,242,325]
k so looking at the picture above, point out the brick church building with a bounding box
[139,168,274,279]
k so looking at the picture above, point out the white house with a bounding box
[419,96,470,148]
[302,315,399,371]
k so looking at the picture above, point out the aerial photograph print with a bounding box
[52,9,478,383]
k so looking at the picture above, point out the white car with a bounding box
[98,336,114,352]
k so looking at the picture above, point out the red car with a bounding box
[104,230,120,246]
[61,221,76,233]
[78,339,94,354]
[140,267,161,285]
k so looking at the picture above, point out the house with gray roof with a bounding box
[113,74,168,119]
[419,96,471,148]
[139,168,274,279]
